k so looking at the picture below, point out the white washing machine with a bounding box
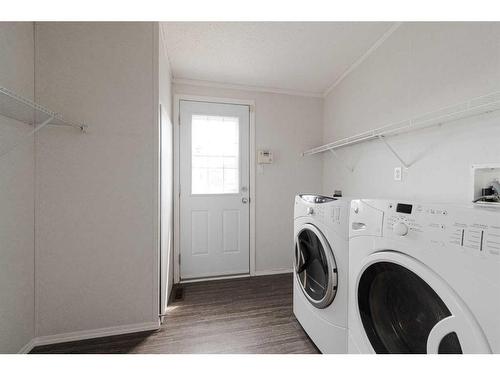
[348,199,500,354]
[293,194,351,353]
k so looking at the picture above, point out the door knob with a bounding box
[242,197,249,204]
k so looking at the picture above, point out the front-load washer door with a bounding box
[294,223,338,309]
[355,251,491,354]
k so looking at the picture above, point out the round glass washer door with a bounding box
[294,223,338,309]
[356,252,491,354]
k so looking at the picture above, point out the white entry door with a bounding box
[179,100,250,280]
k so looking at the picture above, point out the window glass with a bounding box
[191,115,239,194]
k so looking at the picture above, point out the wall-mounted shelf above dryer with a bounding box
[302,90,500,169]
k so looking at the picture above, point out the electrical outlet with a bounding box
[394,167,402,181]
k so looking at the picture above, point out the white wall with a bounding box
[34,22,160,337]
[174,83,323,274]
[0,22,36,353]
[159,25,174,312]
[322,22,500,204]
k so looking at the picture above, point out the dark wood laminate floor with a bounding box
[30,273,320,354]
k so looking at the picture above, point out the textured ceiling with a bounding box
[163,22,395,95]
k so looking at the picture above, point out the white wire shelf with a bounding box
[0,86,87,133]
[302,90,500,159]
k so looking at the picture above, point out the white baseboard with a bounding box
[20,321,160,352]
[180,273,250,283]
[254,268,293,276]
[179,269,293,283]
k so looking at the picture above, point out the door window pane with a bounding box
[191,115,239,194]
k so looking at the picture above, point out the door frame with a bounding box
[173,94,256,283]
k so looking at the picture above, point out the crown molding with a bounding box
[323,22,403,97]
[172,77,323,98]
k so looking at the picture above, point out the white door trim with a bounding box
[173,94,256,283]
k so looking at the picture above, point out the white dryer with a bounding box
[348,199,500,354]
[293,194,351,353]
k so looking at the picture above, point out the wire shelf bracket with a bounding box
[329,148,355,173]
[377,135,413,169]
[0,115,55,159]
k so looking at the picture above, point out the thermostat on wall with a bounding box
[258,150,273,164]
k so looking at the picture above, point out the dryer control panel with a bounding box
[384,201,500,261]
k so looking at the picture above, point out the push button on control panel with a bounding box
[449,221,500,259]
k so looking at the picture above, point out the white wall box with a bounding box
[472,164,500,207]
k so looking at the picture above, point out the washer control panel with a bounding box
[385,201,500,260]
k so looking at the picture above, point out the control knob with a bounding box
[393,222,409,236]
